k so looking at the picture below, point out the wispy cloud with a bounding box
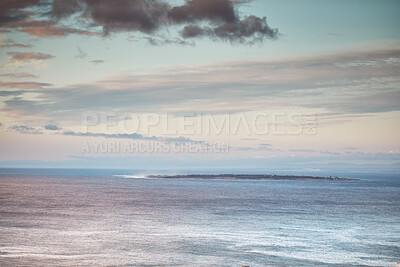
[0,43,32,48]
[0,81,52,89]
[10,125,42,135]
[5,51,55,67]
[90,60,105,64]
[0,72,38,79]
[61,130,203,143]
[3,18,98,38]
[7,52,54,61]
[1,49,399,121]
[289,149,317,153]
[9,124,203,144]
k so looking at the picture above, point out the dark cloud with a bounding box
[0,0,42,24]
[44,124,62,130]
[171,1,277,43]
[52,0,170,34]
[0,0,42,12]
[214,15,277,43]
[49,0,276,44]
[169,0,237,24]
[51,0,83,19]
[1,0,277,44]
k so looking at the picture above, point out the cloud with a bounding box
[1,0,276,44]
[320,151,341,155]
[260,143,272,147]
[61,130,203,143]
[0,0,43,24]
[0,81,52,89]
[0,72,38,79]
[90,59,105,64]
[289,149,317,153]
[233,146,255,151]
[0,37,32,48]
[142,36,194,46]
[317,90,400,114]
[232,143,280,152]
[44,124,62,130]
[8,123,202,143]
[181,15,277,44]
[10,125,42,135]
[259,144,280,152]
[1,49,399,121]
[0,0,93,39]
[341,147,357,151]
[0,90,24,97]
[6,51,55,67]
[168,0,238,24]
[3,18,98,38]
[0,43,32,48]
[49,0,276,44]
[7,51,54,61]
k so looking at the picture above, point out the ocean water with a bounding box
[0,168,399,266]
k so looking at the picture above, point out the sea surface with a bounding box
[0,168,399,266]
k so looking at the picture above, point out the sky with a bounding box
[0,0,399,172]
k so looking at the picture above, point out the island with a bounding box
[146,174,359,181]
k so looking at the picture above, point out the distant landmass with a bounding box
[147,174,360,181]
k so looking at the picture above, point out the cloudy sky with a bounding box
[0,0,399,172]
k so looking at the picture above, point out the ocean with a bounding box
[0,168,399,266]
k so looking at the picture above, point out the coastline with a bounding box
[146,174,360,181]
